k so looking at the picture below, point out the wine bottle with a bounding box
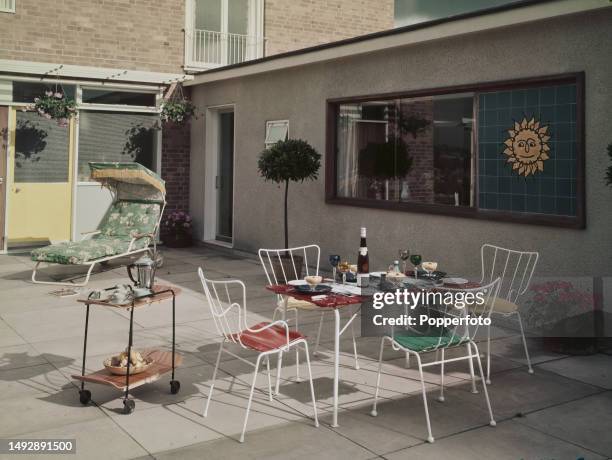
[357,227,369,287]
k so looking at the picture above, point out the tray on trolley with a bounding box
[72,349,183,391]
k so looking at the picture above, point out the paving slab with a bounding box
[516,391,612,458]
[538,353,612,389]
[384,419,606,460]
[149,420,375,460]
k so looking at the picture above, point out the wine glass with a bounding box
[399,249,410,274]
[409,254,422,278]
[337,261,350,285]
[329,254,340,283]
[304,275,322,292]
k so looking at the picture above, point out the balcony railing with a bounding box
[188,29,264,69]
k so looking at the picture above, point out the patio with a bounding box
[0,246,611,460]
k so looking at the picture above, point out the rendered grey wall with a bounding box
[189,9,612,277]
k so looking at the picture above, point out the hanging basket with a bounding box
[31,90,77,127]
[160,82,196,125]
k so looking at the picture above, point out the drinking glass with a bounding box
[329,254,340,283]
[399,249,410,274]
[409,254,422,278]
[304,275,322,292]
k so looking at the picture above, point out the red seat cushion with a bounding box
[232,322,305,352]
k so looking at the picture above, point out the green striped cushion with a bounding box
[393,330,467,352]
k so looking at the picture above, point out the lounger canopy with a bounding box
[89,161,165,203]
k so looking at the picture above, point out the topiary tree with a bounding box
[258,139,321,249]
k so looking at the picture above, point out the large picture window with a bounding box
[326,74,584,228]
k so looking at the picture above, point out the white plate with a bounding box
[442,277,468,285]
[288,280,307,286]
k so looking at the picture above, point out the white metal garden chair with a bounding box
[198,267,319,443]
[370,278,500,444]
[479,244,539,383]
[258,245,360,393]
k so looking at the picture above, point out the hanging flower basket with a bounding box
[31,91,77,127]
[160,99,196,125]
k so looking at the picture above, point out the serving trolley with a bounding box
[72,284,182,414]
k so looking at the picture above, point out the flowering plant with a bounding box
[162,211,192,236]
[160,99,196,125]
[523,280,593,328]
[31,91,77,127]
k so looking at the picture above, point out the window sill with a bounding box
[325,196,585,229]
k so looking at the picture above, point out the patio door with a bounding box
[216,110,234,243]
[7,108,74,245]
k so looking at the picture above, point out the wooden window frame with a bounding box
[325,72,585,229]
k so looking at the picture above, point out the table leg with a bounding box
[171,291,176,379]
[80,304,90,390]
[275,296,289,394]
[332,308,340,428]
[124,306,134,403]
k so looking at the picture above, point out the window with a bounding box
[327,74,584,228]
[12,81,76,103]
[81,89,157,107]
[78,111,159,181]
[0,0,15,13]
[394,0,514,27]
[265,120,289,147]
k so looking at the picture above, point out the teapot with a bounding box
[127,253,158,290]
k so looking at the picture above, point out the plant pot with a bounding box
[270,254,304,283]
[163,233,193,248]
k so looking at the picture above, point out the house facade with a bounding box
[0,0,393,251]
[185,0,612,277]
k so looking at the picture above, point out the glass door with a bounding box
[7,108,74,245]
[216,111,234,243]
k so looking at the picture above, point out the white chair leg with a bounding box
[370,337,386,417]
[314,311,325,356]
[294,309,301,382]
[350,305,360,370]
[486,324,492,385]
[204,341,224,417]
[416,354,435,443]
[467,343,478,394]
[438,348,445,403]
[301,341,319,427]
[470,342,496,427]
[240,354,262,443]
[265,356,273,401]
[516,311,534,375]
[405,352,410,368]
[275,350,283,395]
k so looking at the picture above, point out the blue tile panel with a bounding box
[477,84,577,216]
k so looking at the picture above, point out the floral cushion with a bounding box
[31,235,150,265]
[98,201,160,238]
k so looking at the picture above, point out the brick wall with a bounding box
[0,0,185,74]
[161,120,191,216]
[264,0,394,55]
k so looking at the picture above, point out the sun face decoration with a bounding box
[503,117,551,177]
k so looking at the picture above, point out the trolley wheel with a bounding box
[170,380,181,394]
[123,399,136,414]
[79,389,91,405]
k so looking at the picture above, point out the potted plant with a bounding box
[160,99,196,125]
[161,211,193,248]
[31,90,77,127]
[522,280,598,355]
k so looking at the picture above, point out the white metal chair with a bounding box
[371,279,500,444]
[258,245,359,393]
[198,267,319,443]
[479,244,539,383]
